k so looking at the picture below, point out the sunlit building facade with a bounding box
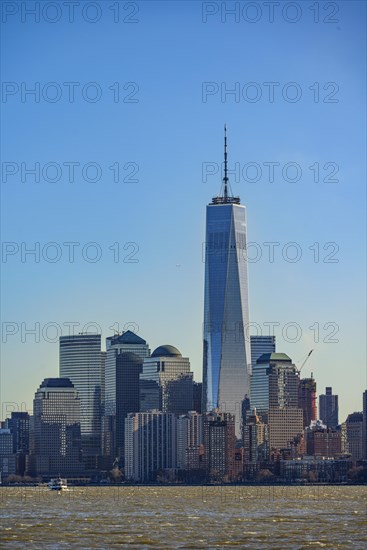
[202,129,251,437]
[29,378,82,476]
[104,331,149,465]
[203,410,235,482]
[250,335,276,373]
[59,333,102,459]
[140,345,193,415]
[124,411,177,482]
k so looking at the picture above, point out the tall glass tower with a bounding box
[59,333,102,460]
[202,127,251,437]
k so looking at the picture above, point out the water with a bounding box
[1,486,366,548]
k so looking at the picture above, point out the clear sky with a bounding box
[1,1,366,423]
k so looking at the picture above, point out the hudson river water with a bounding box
[1,486,366,548]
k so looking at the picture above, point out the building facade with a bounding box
[346,412,363,461]
[202,130,251,437]
[305,425,342,459]
[177,411,203,470]
[250,335,276,374]
[203,410,235,482]
[0,428,16,477]
[140,345,193,415]
[243,410,268,463]
[5,411,30,475]
[124,411,177,482]
[59,333,103,460]
[298,377,317,428]
[268,408,304,450]
[29,378,82,477]
[251,353,300,421]
[363,390,367,459]
[104,331,150,465]
[319,387,339,428]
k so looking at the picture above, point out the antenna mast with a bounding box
[224,124,228,200]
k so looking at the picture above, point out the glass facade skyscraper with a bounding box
[104,331,150,464]
[202,129,251,437]
[319,387,339,429]
[59,333,103,459]
[250,335,276,374]
[29,378,83,476]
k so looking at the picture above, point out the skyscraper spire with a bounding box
[211,127,240,205]
[224,124,228,200]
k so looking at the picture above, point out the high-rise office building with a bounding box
[104,351,143,463]
[59,333,103,460]
[193,382,203,414]
[251,352,303,451]
[124,411,177,482]
[105,331,150,359]
[298,376,317,428]
[251,353,300,420]
[0,428,16,477]
[140,345,193,415]
[243,409,268,463]
[250,335,276,374]
[176,411,203,470]
[319,387,339,428]
[104,331,150,465]
[100,350,106,412]
[346,412,363,461]
[5,411,30,475]
[202,129,251,437]
[268,408,304,450]
[6,412,30,454]
[29,378,82,476]
[363,390,367,459]
[203,410,235,482]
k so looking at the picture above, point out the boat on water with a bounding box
[48,477,68,491]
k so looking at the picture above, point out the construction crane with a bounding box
[297,349,314,375]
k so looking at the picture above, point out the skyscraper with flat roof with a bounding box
[319,387,339,428]
[363,390,367,459]
[125,411,177,482]
[59,333,102,461]
[346,412,363,461]
[202,128,251,437]
[203,410,236,482]
[250,352,303,452]
[5,411,30,475]
[29,378,82,476]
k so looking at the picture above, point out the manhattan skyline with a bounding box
[1,2,366,424]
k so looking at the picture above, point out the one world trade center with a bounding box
[202,127,251,437]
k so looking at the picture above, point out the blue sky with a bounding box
[1,0,366,422]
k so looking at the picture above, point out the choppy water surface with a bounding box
[1,485,366,548]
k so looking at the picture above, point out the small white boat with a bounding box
[48,477,68,491]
